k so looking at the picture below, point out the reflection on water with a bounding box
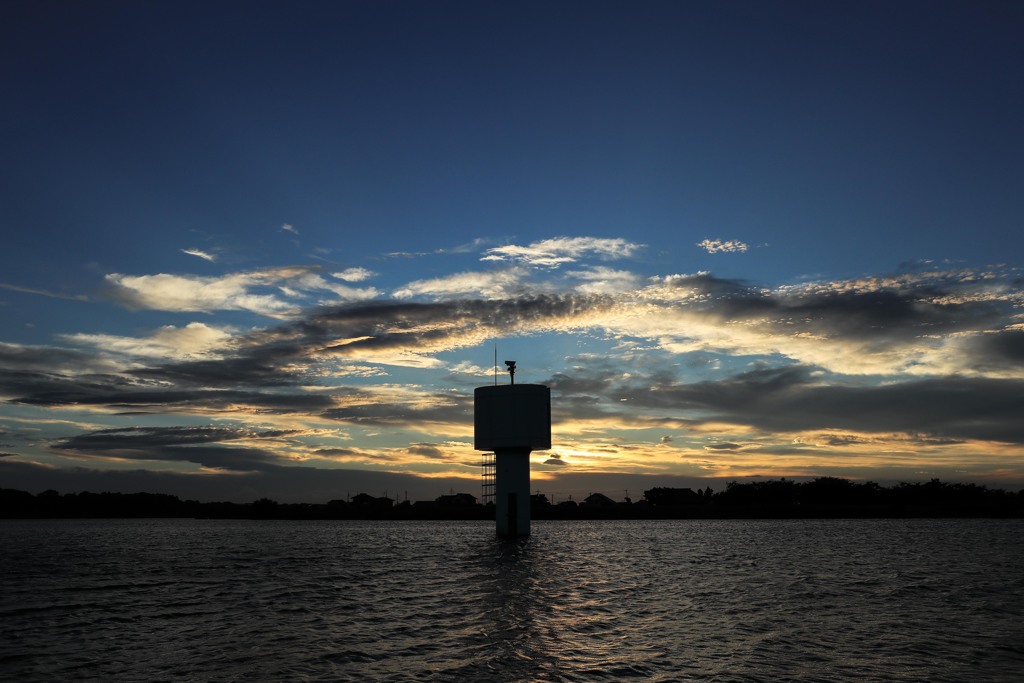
[1,519,1022,681]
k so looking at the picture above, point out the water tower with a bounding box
[474,361,551,535]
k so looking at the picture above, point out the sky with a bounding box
[2,0,1023,503]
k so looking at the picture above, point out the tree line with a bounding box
[1,477,1021,519]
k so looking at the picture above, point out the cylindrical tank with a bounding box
[474,384,551,535]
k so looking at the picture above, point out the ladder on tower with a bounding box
[480,452,495,505]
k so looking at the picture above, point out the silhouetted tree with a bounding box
[251,497,280,519]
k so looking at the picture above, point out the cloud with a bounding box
[52,425,304,471]
[698,238,748,254]
[406,443,447,460]
[6,259,1024,486]
[282,223,299,235]
[4,296,615,417]
[0,341,127,379]
[332,267,376,282]
[17,263,1022,434]
[305,295,615,368]
[625,364,1024,445]
[447,361,491,377]
[62,322,235,361]
[481,236,644,267]
[620,268,1024,377]
[181,248,216,262]
[57,425,297,449]
[567,266,641,294]
[393,268,528,299]
[104,266,378,317]
[105,270,299,316]
[0,283,89,301]
[704,442,743,451]
[320,387,472,428]
[444,237,494,254]
[283,271,379,303]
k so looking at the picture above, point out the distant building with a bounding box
[435,492,477,507]
[350,493,393,508]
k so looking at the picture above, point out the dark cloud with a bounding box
[632,366,1024,444]
[6,365,336,414]
[658,271,1012,357]
[662,272,762,300]
[820,434,870,447]
[546,371,618,396]
[305,295,614,358]
[321,393,472,427]
[961,328,1024,372]
[314,447,363,457]
[406,443,446,459]
[0,342,117,373]
[57,426,299,449]
[131,351,302,388]
[18,384,334,415]
[52,426,302,471]
[4,295,613,415]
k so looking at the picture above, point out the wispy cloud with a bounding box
[697,238,748,254]
[61,322,235,361]
[282,223,299,235]
[0,283,88,301]
[181,248,216,262]
[104,266,378,317]
[393,268,528,299]
[444,237,494,254]
[105,270,300,317]
[567,266,641,294]
[481,236,644,267]
[283,271,379,303]
[446,360,491,377]
[333,267,376,282]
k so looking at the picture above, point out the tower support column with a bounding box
[495,448,531,536]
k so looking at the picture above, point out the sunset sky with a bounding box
[2,1,1022,503]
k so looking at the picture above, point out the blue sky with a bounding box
[2,0,1023,502]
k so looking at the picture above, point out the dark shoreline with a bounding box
[3,477,1022,520]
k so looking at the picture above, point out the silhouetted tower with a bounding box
[474,361,551,535]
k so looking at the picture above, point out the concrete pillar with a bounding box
[495,448,531,535]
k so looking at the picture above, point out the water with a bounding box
[1,519,1021,682]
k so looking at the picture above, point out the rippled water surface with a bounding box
[2,518,1022,681]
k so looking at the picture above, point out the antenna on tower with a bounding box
[494,345,497,386]
[505,360,516,384]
